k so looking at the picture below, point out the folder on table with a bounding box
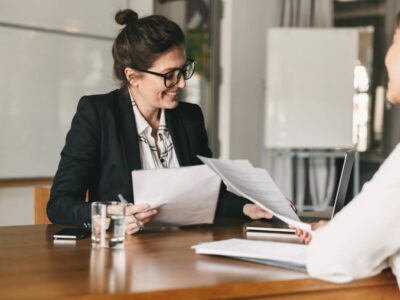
[192,238,307,272]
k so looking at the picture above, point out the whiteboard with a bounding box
[0,26,117,178]
[265,28,358,149]
[0,2,156,179]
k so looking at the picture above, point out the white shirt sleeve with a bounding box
[307,144,400,287]
[390,251,400,287]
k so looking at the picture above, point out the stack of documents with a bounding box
[192,238,308,272]
[198,156,311,232]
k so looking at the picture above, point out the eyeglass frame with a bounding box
[137,58,196,88]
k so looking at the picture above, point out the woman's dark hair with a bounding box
[112,9,185,87]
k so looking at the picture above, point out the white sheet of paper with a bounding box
[192,238,307,266]
[132,165,221,226]
[198,156,312,232]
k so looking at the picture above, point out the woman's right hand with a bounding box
[125,203,158,235]
[292,220,328,244]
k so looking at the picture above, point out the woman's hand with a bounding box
[292,220,328,244]
[243,204,273,220]
[243,197,296,220]
[125,203,158,235]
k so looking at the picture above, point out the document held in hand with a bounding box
[198,156,311,232]
[192,238,308,272]
[132,165,221,226]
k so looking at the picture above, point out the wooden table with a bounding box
[0,218,398,299]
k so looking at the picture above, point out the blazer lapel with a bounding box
[117,88,141,172]
[166,108,191,166]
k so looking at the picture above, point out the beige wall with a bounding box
[218,0,281,166]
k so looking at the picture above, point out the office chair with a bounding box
[33,186,52,225]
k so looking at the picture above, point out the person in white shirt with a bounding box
[294,12,400,288]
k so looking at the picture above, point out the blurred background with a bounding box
[0,0,399,225]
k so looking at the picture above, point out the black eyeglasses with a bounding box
[138,59,196,88]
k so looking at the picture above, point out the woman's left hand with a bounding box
[243,197,297,220]
[243,204,273,220]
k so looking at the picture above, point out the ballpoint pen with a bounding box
[117,193,128,204]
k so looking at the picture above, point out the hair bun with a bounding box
[115,9,138,26]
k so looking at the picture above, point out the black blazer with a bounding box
[47,88,249,226]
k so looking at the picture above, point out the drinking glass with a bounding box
[91,202,126,249]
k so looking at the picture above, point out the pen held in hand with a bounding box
[117,194,143,230]
[117,194,128,204]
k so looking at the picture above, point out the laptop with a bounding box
[245,149,356,234]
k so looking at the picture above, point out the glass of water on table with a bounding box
[91,202,126,249]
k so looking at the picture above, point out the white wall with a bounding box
[129,0,154,18]
[218,0,281,166]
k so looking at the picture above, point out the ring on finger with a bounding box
[132,215,144,231]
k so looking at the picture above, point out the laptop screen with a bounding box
[331,149,356,218]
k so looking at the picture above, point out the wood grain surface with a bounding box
[0,218,397,300]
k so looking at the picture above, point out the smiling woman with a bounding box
[46,9,260,234]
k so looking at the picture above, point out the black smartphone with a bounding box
[53,228,90,240]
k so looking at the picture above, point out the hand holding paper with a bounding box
[197,156,312,233]
[243,203,274,220]
[132,165,221,226]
